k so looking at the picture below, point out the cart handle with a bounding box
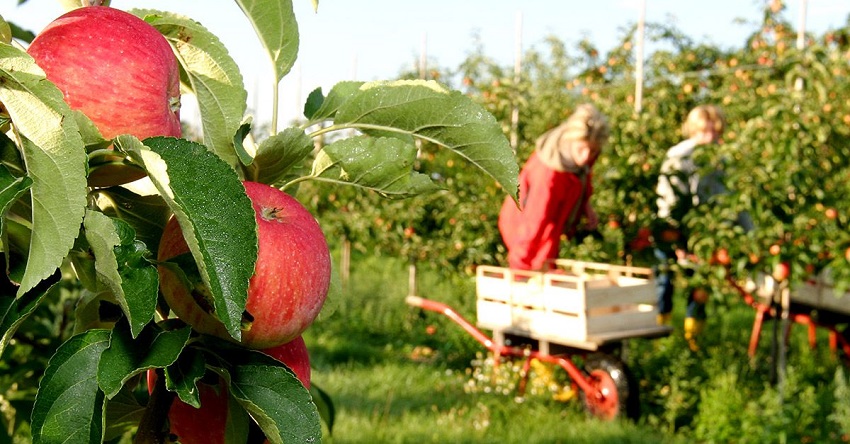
[405,295,426,308]
[406,295,457,313]
[405,295,497,350]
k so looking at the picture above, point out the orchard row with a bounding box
[304,4,850,297]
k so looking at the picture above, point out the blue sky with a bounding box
[3,0,849,126]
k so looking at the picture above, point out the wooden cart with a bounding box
[407,259,672,421]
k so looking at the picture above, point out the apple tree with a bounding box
[0,0,518,442]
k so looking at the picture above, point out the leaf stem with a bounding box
[307,123,351,138]
[270,79,279,136]
[280,175,312,192]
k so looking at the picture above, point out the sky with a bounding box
[3,0,849,127]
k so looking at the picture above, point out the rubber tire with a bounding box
[579,353,640,421]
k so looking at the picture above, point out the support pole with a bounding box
[341,238,351,286]
[509,10,523,151]
[794,0,808,91]
[408,262,417,297]
[419,32,427,80]
[634,0,646,113]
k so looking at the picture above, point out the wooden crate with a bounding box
[475,260,658,347]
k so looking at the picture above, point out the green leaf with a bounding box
[92,186,171,255]
[0,266,59,357]
[162,346,207,407]
[69,109,108,148]
[216,348,321,444]
[133,9,247,168]
[72,290,120,334]
[115,136,257,342]
[8,22,35,44]
[0,131,26,177]
[233,0,299,83]
[233,118,255,166]
[0,165,32,276]
[0,166,31,210]
[0,16,11,44]
[304,81,364,122]
[309,136,441,198]
[31,330,111,444]
[103,385,146,442]
[83,210,158,338]
[250,127,314,186]
[310,383,335,435]
[303,87,324,120]
[98,321,192,398]
[0,43,88,296]
[334,80,519,200]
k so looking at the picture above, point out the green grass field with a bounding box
[304,253,850,443]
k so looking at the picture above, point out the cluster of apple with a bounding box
[27,5,330,441]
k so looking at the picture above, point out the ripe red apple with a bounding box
[712,248,731,266]
[150,373,228,444]
[659,228,680,243]
[146,338,309,443]
[263,336,311,389]
[691,287,709,304]
[769,243,781,256]
[27,6,181,141]
[772,262,791,282]
[825,207,838,220]
[146,370,227,444]
[158,181,331,349]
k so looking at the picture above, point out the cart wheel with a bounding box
[580,353,640,421]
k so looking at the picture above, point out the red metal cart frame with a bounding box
[727,272,850,364]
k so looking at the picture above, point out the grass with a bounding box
[313,360,675,444]
[304,251,850,443]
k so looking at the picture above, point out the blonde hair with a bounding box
[682,104,725,138]
[561,103,610,150]
[534,104,610,172]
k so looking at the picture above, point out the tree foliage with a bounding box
[0,1,517,442]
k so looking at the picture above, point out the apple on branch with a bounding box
[158,181,332,349]
[28,6,181,140]
[146,336,311,443]
[27,5,181,186]
[263,335,312,389]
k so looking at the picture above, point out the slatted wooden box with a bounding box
[475,260,658,347]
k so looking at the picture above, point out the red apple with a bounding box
[691,287,709,304]
[153,374,228,444]
[146,336,310,443]
[825,207,838,220]
[659,228,680,243]
[27,6,181,141]
[772,262,791,282]
[168,389,225,444]
[712,248,731,266]
[769,243,781,256]
[158,181,331,349]
[263,336,311,389]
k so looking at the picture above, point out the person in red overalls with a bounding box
[498,104,610,270]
